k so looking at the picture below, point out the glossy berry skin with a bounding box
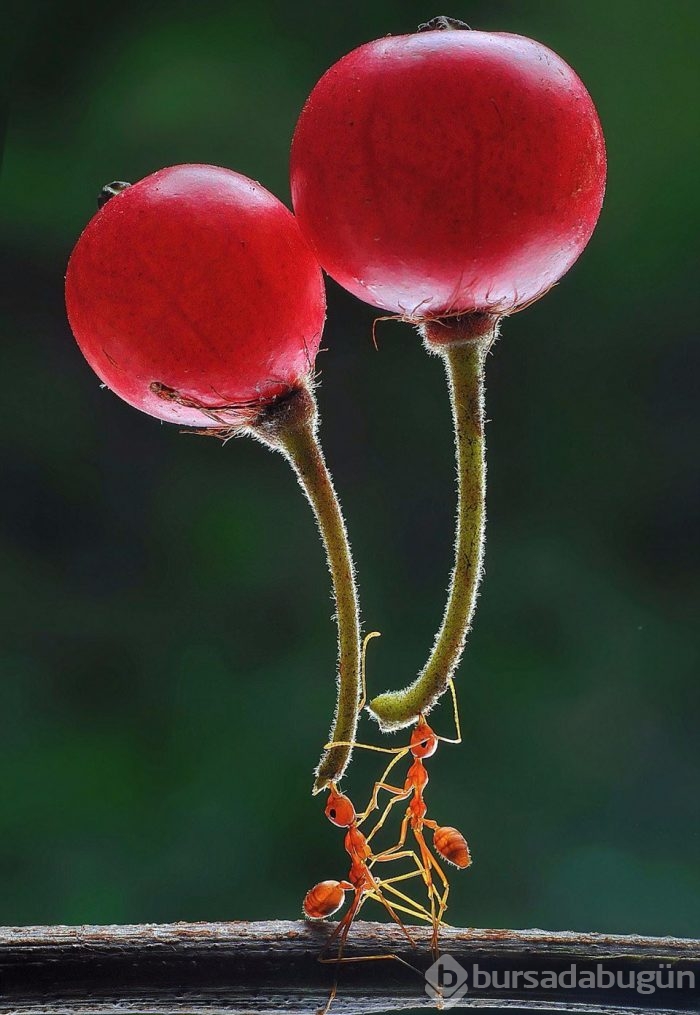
[66,165,325,428]
[291,30,606,318]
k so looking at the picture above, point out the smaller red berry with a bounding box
[66,165,364,795]
[66,164,326,428]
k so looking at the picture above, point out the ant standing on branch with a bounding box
[303,782,435,1013]
[327,634,472,959]
[304,636,440,1012]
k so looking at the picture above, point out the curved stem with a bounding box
[251,385,361,792]
[368,316,497,729]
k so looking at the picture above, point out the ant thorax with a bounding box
[345,824,371,861]
[347,859,371,891]
[406,757,430,794]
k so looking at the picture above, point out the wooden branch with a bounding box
[0,920,697,1014]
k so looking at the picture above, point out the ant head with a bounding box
[410,718,438,759]
[325,787,356,827]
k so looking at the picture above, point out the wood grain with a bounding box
[0,920,697,1014]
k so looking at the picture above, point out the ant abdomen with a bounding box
[434,826,471,869]
[303,880,348,920]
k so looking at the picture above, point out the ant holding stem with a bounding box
[303,782,433,931]
[327,633,472,958]
[304,783,436,1013]
[304,636,437,1013]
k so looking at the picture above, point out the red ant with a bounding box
[328,634,472,958]
[303,783,432,1013]
[304,638,434,1012]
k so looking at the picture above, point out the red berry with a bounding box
[66,164,325,428]
[290,29,606,318]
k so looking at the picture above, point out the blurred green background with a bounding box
[1,0,698,940]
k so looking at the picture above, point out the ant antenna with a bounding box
[436,678,462,745]
[358,631,381,712]
[326,633,409,756]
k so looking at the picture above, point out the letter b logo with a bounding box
[425,955,469,1008]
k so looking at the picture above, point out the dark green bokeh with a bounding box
[1,0,698,940]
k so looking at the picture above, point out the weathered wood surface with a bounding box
[0,920,698,1014]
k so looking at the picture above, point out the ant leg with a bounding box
[371,810,411,861]
[324,630,403,762]
[380,868,428,886]
[412,828,439,943]
[377,865,456,932]
[372,847,426,871]
[320,943,425,1008]
[363,784,412,840]
[375,852,432,915]
[414,827,451,958]
[356,742,411,824]
[322,952,421,974]
[359,776,410,829]
[317,875,416,954]
[371,841,435,918]
[427,852,451,958]
[369,883,418,946]
[415,827,449,903]
[371,870,433,923]
[367,888,432,924]
[324,739,406,755]
[405,823,451,955]
[372,815,441,922]
[436,678,462,745]
[318,890,364,1015]
[320,888,362,956]
[423,844,450,911]
[318,881,424,1013]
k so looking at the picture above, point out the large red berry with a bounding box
[290,28,606,318]
[66,164,325,428]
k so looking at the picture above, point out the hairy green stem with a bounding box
[252,385,361,792]
[368,316,496,729]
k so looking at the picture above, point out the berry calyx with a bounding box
[97,180,131,208]
[291,28,606,318]
[418,16,470,32]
